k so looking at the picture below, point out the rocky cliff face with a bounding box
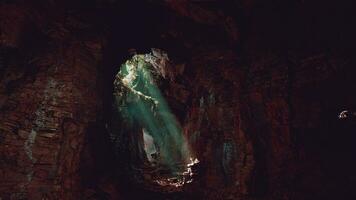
[0,0,355,200]
[0,2,104,199]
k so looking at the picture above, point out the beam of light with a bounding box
[115,53,198,187]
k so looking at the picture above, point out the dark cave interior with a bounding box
[1,0,356,199]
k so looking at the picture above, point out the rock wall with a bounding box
[0,0,355,200]
[0,2,104,199]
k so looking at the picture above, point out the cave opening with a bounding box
[110,49,199,191]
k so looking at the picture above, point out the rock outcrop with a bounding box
[0,0,355,200]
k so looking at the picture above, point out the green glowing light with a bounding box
[114,54,190,170]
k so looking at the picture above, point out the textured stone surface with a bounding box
[0,0,355,200]
[0,3,104,199]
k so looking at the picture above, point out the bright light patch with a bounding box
[114,51,198,188]
[339,110,349,119]
[143,129,157,162]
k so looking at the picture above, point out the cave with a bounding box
[1,0,356,200]
[111,51,198,190]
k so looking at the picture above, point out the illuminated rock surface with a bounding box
[0,0,355,200]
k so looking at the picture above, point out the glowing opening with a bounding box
[114,49,198,188]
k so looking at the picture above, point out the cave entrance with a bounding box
[112,49,198,190]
